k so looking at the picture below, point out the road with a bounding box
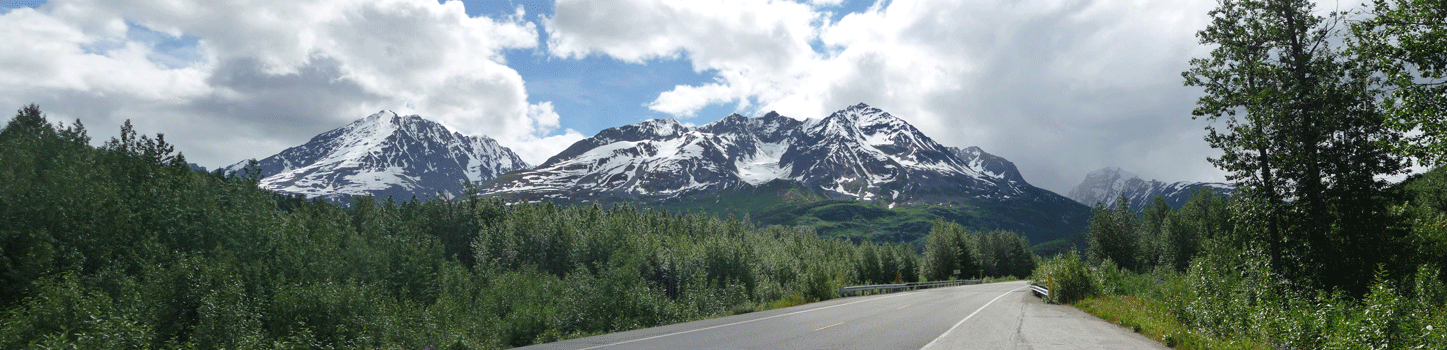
[521,280,1167,350]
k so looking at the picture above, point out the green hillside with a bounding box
[648,180,1090,252]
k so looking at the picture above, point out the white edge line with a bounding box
[580,292,912,350]
[919,286,1025,350]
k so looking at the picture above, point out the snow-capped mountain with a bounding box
[224,110,529,202]
[1067,167,1233,211]
[483,103,1066,206]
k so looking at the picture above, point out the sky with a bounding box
[0,0,1381,194]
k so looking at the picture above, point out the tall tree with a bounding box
[1087,194,1141,271]
[1139,196,1172,267]
[1184,0,1405,291]
[1350,0,1447,166]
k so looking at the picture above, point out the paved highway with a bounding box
[522,280,1166,350]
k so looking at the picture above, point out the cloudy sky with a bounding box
[0,0,1376,194]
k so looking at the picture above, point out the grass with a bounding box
[762,294,811,311]
[1073,296,1269,350]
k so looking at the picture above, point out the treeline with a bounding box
[920,220,1036,281]
[0,105,1031,349]
[1084,190,1230,274]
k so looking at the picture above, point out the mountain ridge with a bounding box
[1067,166,1232,211]
[482,103,1044,205]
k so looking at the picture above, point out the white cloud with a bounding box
[545,0,823,118]
[0,0,577,167]
[543,0,1263,192]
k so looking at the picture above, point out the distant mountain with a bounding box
[482,103,1090,245]
[224,110,529,202]
[1067,167,1232,211]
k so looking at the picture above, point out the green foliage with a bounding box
[1068,251,1447,349]
[1030,251,1094,304]
[920,219,1037,281]
[1161,188,1232,271]
[1087,195,1140,271]
[652,184,1090,253]
[1184,0,1408,295]
[976,230,1036,278]
[920,220,977,281]
[1350,0,1447,167]
[1138,196,1170,267]
[1084,189,1232,275]
[0,273,152,349]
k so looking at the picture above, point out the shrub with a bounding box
[1032,251,1094,304]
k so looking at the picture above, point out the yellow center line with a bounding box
[897,304,912,310]
[814,322,845,331]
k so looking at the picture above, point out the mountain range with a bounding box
[1066,167,1232,212]
[481,103,1040,204]
[223,110,529,202]
[225,103,1093,246]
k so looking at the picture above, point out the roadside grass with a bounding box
[1073,296,1269,350]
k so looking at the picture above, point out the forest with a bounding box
[0,105,1031,349]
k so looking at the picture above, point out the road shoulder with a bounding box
[924,288,1168,349]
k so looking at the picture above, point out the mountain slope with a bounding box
[1067,167,1233,211]
[225,110,529,202]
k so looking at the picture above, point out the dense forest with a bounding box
[0,105,1031,348]
[1030,0,1447,348]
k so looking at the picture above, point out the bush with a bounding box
[1032,251,1094,304]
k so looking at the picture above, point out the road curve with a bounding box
[520,280,1166,350]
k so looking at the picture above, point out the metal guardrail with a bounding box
[838,279,982,296]
[1029,284,1049,299]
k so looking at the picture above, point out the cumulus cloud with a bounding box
[543,0,1329,193]
[0,0,582,168]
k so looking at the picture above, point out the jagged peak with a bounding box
[700,113,750,132]
[363,109,399,121]
[635,118,685,135]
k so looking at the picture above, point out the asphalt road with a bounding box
[522,280,1167,350]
